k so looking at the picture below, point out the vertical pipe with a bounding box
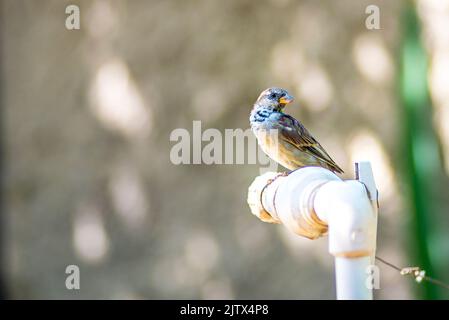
[314,179,376,300]
[335,257,372,300]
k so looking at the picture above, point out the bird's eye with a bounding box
[269,93,277,99]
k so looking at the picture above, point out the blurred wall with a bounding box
[1,0,434,299]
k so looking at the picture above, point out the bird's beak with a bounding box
[279,95,294,105]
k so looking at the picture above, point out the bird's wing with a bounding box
[274,113,344,173]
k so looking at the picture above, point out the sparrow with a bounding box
[250,87,344,174]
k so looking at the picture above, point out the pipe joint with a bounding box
[314,180,376,257]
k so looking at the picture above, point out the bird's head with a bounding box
[254,87,294,111]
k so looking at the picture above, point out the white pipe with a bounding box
[247,164,378,300]
[335,256,372,300]
[313,180,376,259]
[313,179,376,300]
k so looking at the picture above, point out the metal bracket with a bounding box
[355,162,379,209]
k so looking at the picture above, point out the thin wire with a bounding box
[375,256,401,272]
[422,276,449,291]
[375,255,449,291]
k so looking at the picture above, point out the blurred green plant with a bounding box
[400,2,443,300]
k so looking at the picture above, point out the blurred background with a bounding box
[1,0,449,299]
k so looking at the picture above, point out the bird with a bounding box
[250,87,344,174]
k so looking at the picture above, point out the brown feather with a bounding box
[274,114,344,173]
